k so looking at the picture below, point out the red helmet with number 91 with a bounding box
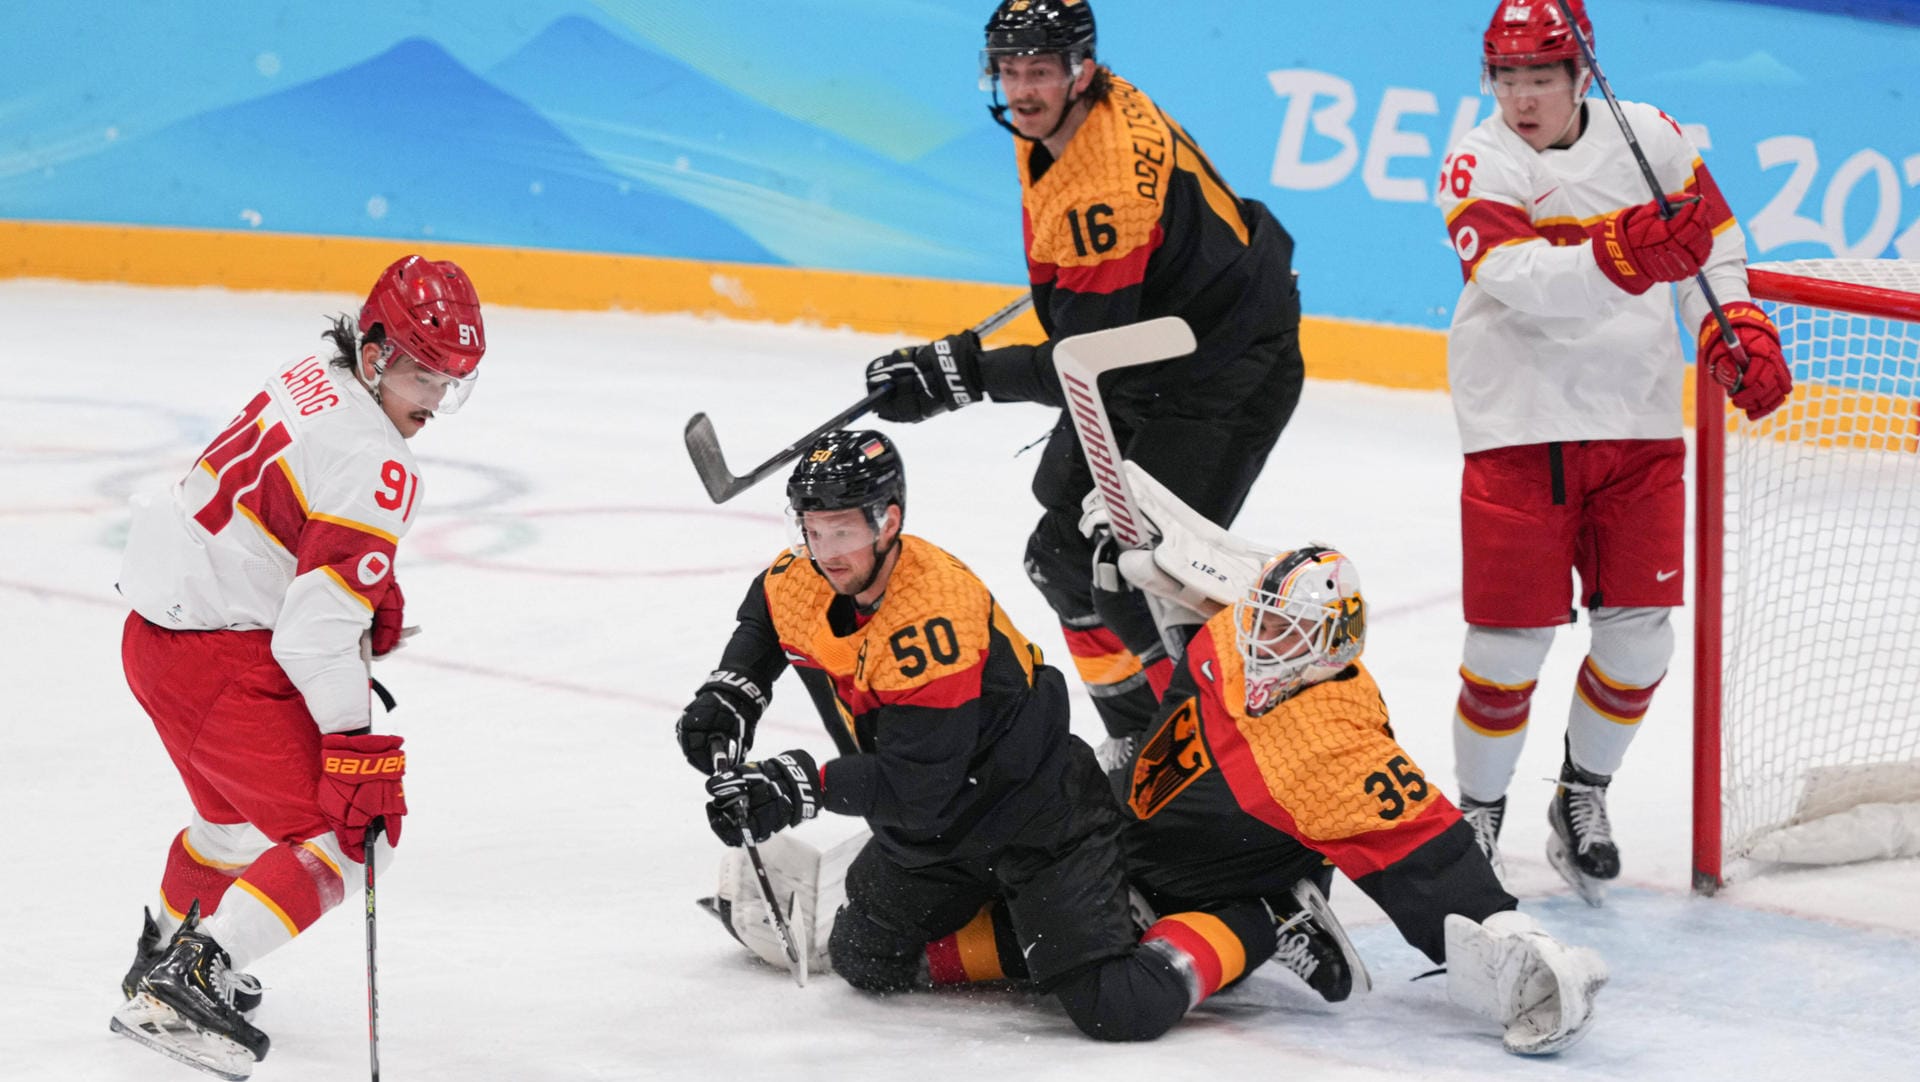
[1483,0,1591,68]
[359,255,485,414]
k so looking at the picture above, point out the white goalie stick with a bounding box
[683,293,1036,503]
[1052,317,1200,654]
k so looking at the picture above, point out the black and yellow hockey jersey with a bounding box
[712,535,1078,867]
[980,74,1300,408]
[1123,609,1514,961]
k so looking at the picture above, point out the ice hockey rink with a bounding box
[5,279,1917,1081]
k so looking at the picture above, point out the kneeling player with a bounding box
[673,431,1282,1041]
[1086,465,1609,1055]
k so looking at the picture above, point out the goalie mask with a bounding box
[1234,546,1366,715]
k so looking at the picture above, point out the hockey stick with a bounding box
[364,818,384,1082]
[1549,0,1752,386]
[684,293,1036,503]
[712,748,808,987]
[1052,317,1200,657]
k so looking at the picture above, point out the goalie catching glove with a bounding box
[1444,910,1608,1055]
[1698,301,1792,422]
[1078,460,1277,623]
[705,750,821,846]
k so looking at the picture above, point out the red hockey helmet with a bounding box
[1483,0,1592,69]
[359,256,485,379]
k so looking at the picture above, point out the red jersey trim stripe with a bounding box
[1055,223,1163,295]
[308,511,398,546]
[319,566,376,611]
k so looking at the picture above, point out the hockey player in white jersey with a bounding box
[110,255,486,1079]
[1436,0,1792,904]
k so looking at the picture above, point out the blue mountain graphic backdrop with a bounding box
[2,1,1916,328]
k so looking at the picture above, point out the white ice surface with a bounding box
[3,281,1917,1081]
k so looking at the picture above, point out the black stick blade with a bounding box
[684,413,745,503]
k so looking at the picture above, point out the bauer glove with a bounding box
[318,732,407,863]
[1699,301,1792,422]
[676,669,768,774]
[1587,195,1713,296]
[705,750,820,846]
[866,331,985,423]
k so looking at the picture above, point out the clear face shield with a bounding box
[371,348,478,415]
[1483,62,1586,101]
[787,505,884,563]
[979,48,1082,95]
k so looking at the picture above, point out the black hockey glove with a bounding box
[865,330,985,423]
[675,670,768,774]
[704,750,821,846]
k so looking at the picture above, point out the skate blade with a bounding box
[110,995,256,1081]
[1545,834,1608,908]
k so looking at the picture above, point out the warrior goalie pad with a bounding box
[1078,460,1278,620]
[1443,910,1607,1055]
[698,830,866,976]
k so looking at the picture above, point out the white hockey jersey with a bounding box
[1438,100,1753,454]
[120,356,421,734]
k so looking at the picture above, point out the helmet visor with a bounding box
[1485,62,1581,99]
[787,506,882,561]
[979,48,1079,93]
[379,351,477,415]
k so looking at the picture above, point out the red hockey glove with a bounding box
[1588,195,1713,296]
[319,733,407,863]
[370,581,414,657]
[1699,301,1793,421]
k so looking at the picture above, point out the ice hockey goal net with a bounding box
[1693,259,1920,892]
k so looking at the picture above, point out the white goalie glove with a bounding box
[1079,460,1278,625]
[1444,910,1608,1055]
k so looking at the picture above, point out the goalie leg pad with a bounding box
[1443,910,1607,1055]
[704,832,856,977]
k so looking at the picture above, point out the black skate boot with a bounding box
[1547,757,1620,908]
[1459,795,1508,884]
[111,903,269,1080]
[122,907,265,1017]
[1268,878,1371,1003]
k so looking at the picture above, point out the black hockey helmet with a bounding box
[786,429,906,527]
[983,0,1096,73]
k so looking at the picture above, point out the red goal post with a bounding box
[1693,258,1920,893]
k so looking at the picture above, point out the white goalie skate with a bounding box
[1444,910,1608,1055]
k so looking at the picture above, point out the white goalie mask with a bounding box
[1234,545,1366,714]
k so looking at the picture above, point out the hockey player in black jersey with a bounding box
[673,430,1279,1040]
[861,0,1305,750]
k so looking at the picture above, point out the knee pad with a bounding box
[827,905,926,994]
[1462,624,1556,685]
[1052,955,1190,1042]
[185,815,273,867]
[1587,607,1673,686]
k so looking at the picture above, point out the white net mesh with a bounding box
[1721,259,1920,870]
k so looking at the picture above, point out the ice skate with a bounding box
[1460,795,1508,885]
[111,904,269,1080]
[1268,878,1371,1003]
[1546,760,1620,907]
[122,907,263,1018]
